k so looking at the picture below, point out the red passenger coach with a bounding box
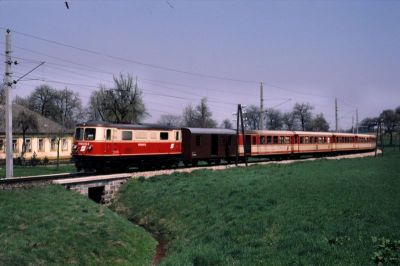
[72,122,182,172]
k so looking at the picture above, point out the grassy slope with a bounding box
[0,185,156,266]
[113,152,400,265]
[0,164,76,178]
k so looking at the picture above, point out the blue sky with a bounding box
[1,0,399,129]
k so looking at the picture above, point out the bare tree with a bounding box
[54,88,83,128]
[359,117,378,133]
[220,119,233,129]
[282,112,297,130]
[0,87,5,105]
[243,105,260,130]
[182,104,198,127]
[87,74,147,123]
[293,103,314,131]
[379,109,400,145]
[310,113,329,131]
[158,114,182,127]
[196,98,217,128]
[15,84,58,118]
[266,108,283,130]
[182,98,217,128]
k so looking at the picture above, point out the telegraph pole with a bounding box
[259,82,264,130]
[352,116,354,134]
[335,98,338,132]
[356,108,359,134]
[4,29,13,178]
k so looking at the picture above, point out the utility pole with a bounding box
[335,98,338,132]
[4,29,13,178]
[259,82,264,130]
[352,116,354,134]
[356,108,359,134]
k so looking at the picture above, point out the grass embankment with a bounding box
[0,164,75,178]
[113,152,400,265]
[0,185,156,265]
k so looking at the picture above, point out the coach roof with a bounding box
[182,128,236,135]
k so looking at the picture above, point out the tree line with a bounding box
[2,73,399,139]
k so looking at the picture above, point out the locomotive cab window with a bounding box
[122,131,132,141]
[160,132,169,140]
[84,128,96,140]
[75,128,84,140]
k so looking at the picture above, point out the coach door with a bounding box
[245,135,252,155]
[105,129,113,154]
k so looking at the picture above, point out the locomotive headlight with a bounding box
[72,144,77,151]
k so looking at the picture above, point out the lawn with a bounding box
[0,164,76,178]
[0,185,156,265]
[112,151,400,265]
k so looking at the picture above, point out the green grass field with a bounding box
[0,164,76,178]
[0,185,156,265]
[113,151,400,265]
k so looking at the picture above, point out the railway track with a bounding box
[0,150,379,188]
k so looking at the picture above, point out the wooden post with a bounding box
[239,105,248,167]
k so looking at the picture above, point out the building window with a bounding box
[62,139,68,151]
[50,138,57,151]
[160,132,169,140]
[12,139,18,153]
[0,139,4,151]
[122,131,132,140]
[24,138,32,152]
[38,138,45,152]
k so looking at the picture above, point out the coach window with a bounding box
[122,131,132,141]
[106,129,112,140]
[175,131,180,141]
[0,139,4,151]
[300,136,304,144]
[160,132,169,140]
[196,135,202,146]
[273,136,278,144]
[84,128,96,140]
[260,136,265,144]
[285,136,290,144]
[252,136,257,145]
[266,136,272,144]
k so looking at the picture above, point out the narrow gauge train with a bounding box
[72,121,376,172]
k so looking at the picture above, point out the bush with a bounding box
[42,156,49,165]
[29,152,40,166]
